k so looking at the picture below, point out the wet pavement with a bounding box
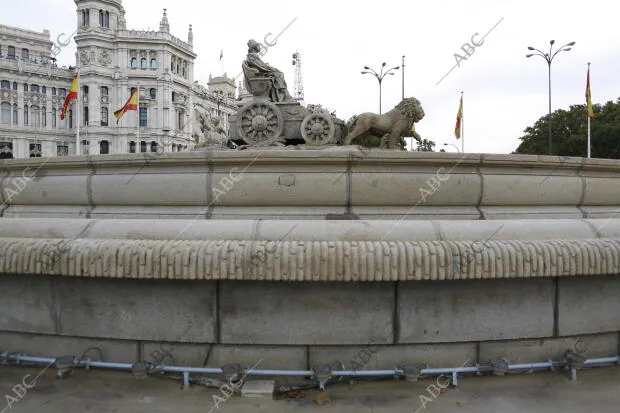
[0,364,619,412]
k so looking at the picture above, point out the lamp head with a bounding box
[526,54,534,58]
[527,46,535,50]
[550,39,555,45]
[363,66,370,70]
[382,62,386,66]
[567,41,576,46]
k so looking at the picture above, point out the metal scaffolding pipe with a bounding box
[1,352,618,388]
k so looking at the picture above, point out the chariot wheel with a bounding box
[237,100,284,145]
[300,112,335,145]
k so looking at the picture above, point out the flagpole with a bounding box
[587,62,591,159]
[461,91,464,153]
[137,82,140,145]
[76,54,80,155]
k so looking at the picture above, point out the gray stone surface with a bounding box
[219,281,394,345]
[57,278,216,342]
[558,276,620,335]
[141,342,212,367]
[309,343,475,369]
[398,279,555,343]
[0,331,139,363]
[479,333,619,364]
[205,345,307,370]
[0,275,57,334]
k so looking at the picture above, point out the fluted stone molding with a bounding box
[1,237,620,281]
[3,150,620,220]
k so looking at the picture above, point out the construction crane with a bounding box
[291,51,304,105]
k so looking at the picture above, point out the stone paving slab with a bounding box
[0,365,618,413]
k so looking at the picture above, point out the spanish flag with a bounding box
[219,49,223,61]
[586,66,594,119]
[60,73,78,120]
[114,89,138,123]
[454,95,463,139]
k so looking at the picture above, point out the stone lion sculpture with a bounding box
[343,97,425,149]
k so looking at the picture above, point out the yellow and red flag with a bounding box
[114,89,138,123]
[60,73,78,120]
[586,66,594,119]
[454,95,463,139]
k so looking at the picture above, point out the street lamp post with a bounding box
[526,40,575,156]
[361,62,400,114]
[443,143,461,152]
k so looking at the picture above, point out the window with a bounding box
[52,87,56,96]
[0,142,13,159]
[150,58,157,69]
[23,83,28,92]
[68,109,72,128]
[104,11,109,28]
[131,58,137,68]
[101,86,108,96]
[82,9,89,26]
[81,140,89,155]
[83,106,89,126]
[139,104,147,127]
[24,105,28,125]
[0,81,9,89]
[99,10,103,26]
[57,145,69,156]
[31,105,40,127]
[58,88,66,97]
[100,140,109,154]
[12,104,17,124]
[171,91,176,102]
[149,88,156,99]
[150,141,158,152]
[29,143,42,158]
[30,84,40,93]
[1,102,10,124]
[101,107,108,126]
[141,58,147,69]
[7,46,15,59]
[21,49,29,60]
[52,108,56,127]
[140,141,146,153]
[82,85,89,96]
[129,141,136,153]
[177,110,183,130]
[172,144,177,152]
[42,106,46,127]
[12,82,17,90]
[42,86,46,94]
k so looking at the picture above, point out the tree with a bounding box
[414,139,436,152]
[514,98,620,158]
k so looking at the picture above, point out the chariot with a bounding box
[229,78,344,146]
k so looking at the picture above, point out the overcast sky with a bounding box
[5,0,619,153]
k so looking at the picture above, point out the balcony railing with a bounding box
[0,56,72,78]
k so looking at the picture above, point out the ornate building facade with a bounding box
[0,0,237,159]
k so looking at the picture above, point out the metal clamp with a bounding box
[222,363,243,384]
[312,365,332,390]
[490,358,510,376]
[55,356,75,379]
[401,363,427,382]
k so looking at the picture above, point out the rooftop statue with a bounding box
[242,39,294,103]
[344,98,425,150]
